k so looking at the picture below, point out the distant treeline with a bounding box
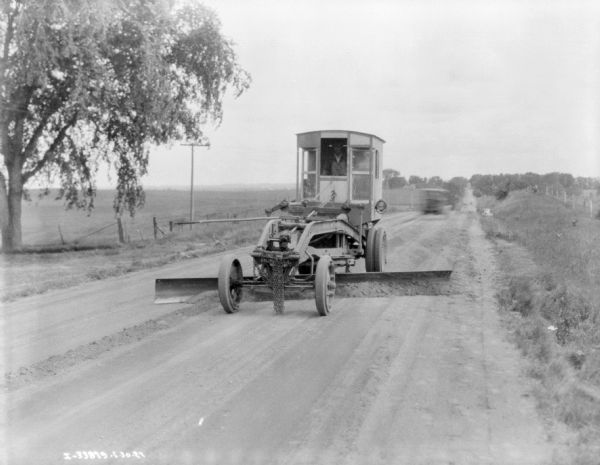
[469,172,600,199]
[383,171,600,207]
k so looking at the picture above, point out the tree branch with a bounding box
[0,116,8,163]
[22,113,78,182]
[0,2,18,76]
[0,169,8,229]
[21,99,63,160]
[0,169,6,194]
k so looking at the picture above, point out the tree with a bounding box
[469,174,494,196]
[426,176,443,187]
[389,176,407,188]
[443,177,468,209]
[0,0,250,250]
[382,168,400,188]
[408,175,425,187]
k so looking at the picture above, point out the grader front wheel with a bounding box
[366,227,387,272]
[315,255,336,316]
[218,255,243,313]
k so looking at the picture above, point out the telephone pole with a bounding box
[181,142,210,229]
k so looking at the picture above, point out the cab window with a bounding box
[302,149,317,198]
[351,148,370,200]
[320,138,347,177]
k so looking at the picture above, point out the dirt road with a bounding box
[3,209,553,464]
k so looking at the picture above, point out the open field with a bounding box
[19,188,295,247]
[477,190,600,464]
[19,187,423,248]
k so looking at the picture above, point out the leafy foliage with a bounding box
[382,168,400,188]
[408,175,426,187]
[470,172,599,199]
[0,0,250,249]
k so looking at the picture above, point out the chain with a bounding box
[272,258,285,314]
[261,253,298,314]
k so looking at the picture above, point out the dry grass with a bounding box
[478,190,600,464]
[18,188,293,247]
[1,221,265,302]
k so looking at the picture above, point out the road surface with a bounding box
[2,207,552,464]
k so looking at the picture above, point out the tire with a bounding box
[372,228,387,271]
[218,255,243,313]
[315,255,335,316]
[366,227,387,272]
[365,227,376,272]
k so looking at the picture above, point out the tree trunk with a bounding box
[0,173,9,250]
[1,165,24,251]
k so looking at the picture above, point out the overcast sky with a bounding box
[141,0,600,188]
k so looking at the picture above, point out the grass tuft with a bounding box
[497,276,537,317]
[514,316,554,364]
[540,286,591,345]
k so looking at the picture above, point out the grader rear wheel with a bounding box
[315,255,335,316]
[366,227,387,272]
[218,255,243,313]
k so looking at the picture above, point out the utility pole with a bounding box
[181,142,210,229]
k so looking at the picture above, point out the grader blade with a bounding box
[154,270,452,304]
[335,270,453,297]
[154,277,218,304]
[154,277,311,304]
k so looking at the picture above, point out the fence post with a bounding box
[117,217,125,244]
[153,217,158,240]
[58,225,65,245]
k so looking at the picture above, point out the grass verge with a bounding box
[478,190,600,464]
[1,220,264,302]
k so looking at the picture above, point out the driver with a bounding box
[330,146,347,176]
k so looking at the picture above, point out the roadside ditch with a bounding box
[477,192,600,465]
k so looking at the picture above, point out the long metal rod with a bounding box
[174,217,273,225]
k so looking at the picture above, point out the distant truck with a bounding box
[420,188,449,214]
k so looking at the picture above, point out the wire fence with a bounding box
[541,187,598,219]
[17,188,298,249]
[20,207,271,249]
[153,207,271,239]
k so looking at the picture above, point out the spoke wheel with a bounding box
[218,255,243,313]
[315,255,335,316]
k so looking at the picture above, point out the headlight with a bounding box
[375,199,387,213]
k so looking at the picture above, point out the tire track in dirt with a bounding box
[339,214,549,465]
[281,297,432,465]
[8,304,316,463]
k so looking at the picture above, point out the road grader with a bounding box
[155,130,452,315]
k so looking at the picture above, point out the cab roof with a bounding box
[296,130,386,144]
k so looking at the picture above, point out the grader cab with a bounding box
[155,130,452,315]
